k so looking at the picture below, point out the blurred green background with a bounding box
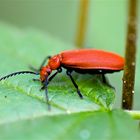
[0,0,139,110]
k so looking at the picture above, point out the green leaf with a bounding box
[0,22,115,122]
[0,23,139,140]
[0,110,139,140]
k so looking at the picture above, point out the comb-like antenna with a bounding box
[0,71,39,81]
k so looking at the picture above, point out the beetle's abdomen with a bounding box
[61,49,125,70]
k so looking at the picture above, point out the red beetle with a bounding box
[0,49,124,109]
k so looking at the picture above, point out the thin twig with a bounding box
[122,0,137,109]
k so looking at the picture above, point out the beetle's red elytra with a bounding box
[0,49,125,109]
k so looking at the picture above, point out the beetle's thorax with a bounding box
[40,54,62,82]
[48,54,62,70]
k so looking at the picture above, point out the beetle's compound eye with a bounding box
[48,55,61,70]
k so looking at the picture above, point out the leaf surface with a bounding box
[0,23,139,140]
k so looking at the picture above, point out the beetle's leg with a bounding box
[42,78,51,110]
[38,56,51,70]
[40,68,62,110]
[102,74,115,89]
[40,67,62,90]
[48,67,62,83]
[29,56,51,72]
[102,74,107,83]
[66,70,83,99]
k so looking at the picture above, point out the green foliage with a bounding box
[0,110,139,140]
[0,23,139,140]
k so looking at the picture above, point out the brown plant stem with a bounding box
[122,0,137,109]
[75,0,89,48]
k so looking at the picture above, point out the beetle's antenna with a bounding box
[0,71,39,81]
